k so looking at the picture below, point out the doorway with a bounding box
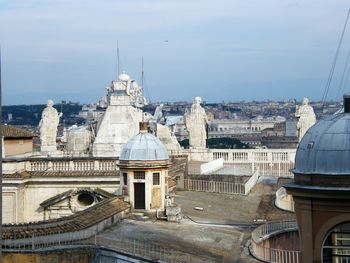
[134,183,145,209]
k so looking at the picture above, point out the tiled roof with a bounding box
[39,189,74,208]
[3,197,130,239]
[2,125,34,138]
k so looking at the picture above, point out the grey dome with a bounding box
[294,113,350,175]
[120,132,169,161]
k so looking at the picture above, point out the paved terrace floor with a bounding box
[100,181,294,262]
[175,181,295,223]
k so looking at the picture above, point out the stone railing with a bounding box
[211,149,296,177]
[250,220,301,263]
[184,179,245,195]
[3,157,119,173]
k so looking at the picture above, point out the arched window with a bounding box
[323,221,350,262]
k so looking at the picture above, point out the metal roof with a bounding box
[120,132,169,161]
[294,113,350,175]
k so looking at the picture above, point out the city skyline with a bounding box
[0,0,350,104]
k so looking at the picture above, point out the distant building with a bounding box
[173,115,286,147]
[261,121,298,149]
[2,125,34,157]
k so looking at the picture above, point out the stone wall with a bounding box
[4,138,33,157]
[4,248,95,263]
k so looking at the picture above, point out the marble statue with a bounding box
[295,97,316,142]
[39,100,62,152]
[143,104,181,152]
[184,97,208,148]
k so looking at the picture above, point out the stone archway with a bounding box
[315,215,350,263]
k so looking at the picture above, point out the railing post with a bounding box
[32,233,35,250]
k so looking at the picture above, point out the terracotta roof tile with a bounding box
[2,197,130,239]
[2,125,34,138]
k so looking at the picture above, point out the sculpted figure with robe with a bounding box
[39,100,63,151]
[184,97,208,148]
[295,97,316,142]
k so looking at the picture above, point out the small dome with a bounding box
[120,132,169,161]
[118,72,130,82]
[294,113,350,175]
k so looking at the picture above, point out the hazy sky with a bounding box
[0,0,350,105]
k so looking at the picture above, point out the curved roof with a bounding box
[120,132,169,161]
[294,113,350,175]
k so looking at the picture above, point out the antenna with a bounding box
[322,9,350,104]
[141,56,144,88]
[141,56,145,122]
[116,40,120,80]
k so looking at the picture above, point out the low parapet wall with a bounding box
[275,187,295,212]
[200,158,224,174]
[250,220,300,263]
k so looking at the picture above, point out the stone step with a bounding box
[132,212,144,217]
[131,212,150,221]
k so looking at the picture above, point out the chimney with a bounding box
[344,93,350,113]
[139,122,149,133]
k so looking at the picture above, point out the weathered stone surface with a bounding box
[156,124,181,152]
[93,73,145,157]
[65,125,91,154]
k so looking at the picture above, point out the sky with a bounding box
[0,0,350,105]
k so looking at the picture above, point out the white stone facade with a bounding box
[93,73,145,157]
[120,168,167,212]
[2,158,120,224]
[65,125,92,154]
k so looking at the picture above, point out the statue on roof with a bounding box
[39,100,63,152]
[184,97,208,149]
[295,97,316,142]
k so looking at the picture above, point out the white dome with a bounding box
[120,132,169,161]
[294,113,350,175]
[118,72,130,82]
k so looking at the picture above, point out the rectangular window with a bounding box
[153,173,160,185]
[134,171,145,180]
[123,173,127,185]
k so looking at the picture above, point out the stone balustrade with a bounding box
[3,157,119,173]
[211,149,295,163]
[212,149,296,177]
[184,148,296,177]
